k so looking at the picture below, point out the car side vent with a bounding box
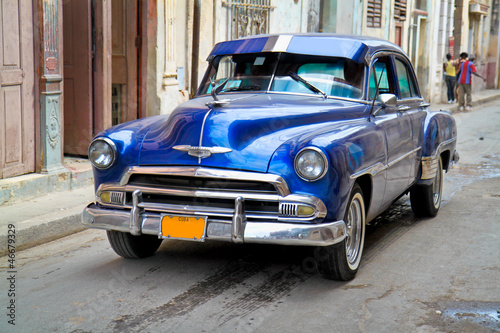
[110,192,125,205]
[279,203,298,217]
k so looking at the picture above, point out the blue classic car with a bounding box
[82,34,458,280]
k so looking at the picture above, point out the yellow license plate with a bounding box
[161,215,207,241]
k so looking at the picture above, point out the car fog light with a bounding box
[100,191,111,203]
[297,205,315,216]
[279,203,315,217]
[99,191,125,205]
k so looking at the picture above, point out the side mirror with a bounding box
[378,93,397,107]
[372,93,397,117]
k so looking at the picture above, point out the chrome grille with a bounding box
[96,167,325,223]
[118,169,283,221]
[127,174,278,193]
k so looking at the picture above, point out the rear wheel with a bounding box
[410,156,443,217]
[107,230,163,259]
[317,184,366,281]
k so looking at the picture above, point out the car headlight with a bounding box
[294,147,328,181]
[88,138,117,169]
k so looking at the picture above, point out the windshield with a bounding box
[197,53,365,99]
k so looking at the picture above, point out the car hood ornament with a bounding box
[173,145,232,159]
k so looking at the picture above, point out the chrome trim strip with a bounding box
[434,137,457,155]
[198,109,213,163]
[350,162,386,179]
[82,204,346,247]
[119,166,291,196]
[350,148,420,180]
[387,147,421,168]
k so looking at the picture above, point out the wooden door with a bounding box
[395,23,402,46]
[112,0,138,125]
[0,0,35,178]
[63,0,93,156]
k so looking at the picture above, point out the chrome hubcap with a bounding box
[345,197,362,266]
[433,161,443,208]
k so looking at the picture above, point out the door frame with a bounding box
[93,0,151,135]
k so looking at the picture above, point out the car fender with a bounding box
[421,111,458,169]
[268,116,387,222]
[91,115,165,190]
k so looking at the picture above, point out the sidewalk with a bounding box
[430,88,500,113]
[0,158,94,256]
[1,89,499,256]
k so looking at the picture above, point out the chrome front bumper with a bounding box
[82,201,347,247]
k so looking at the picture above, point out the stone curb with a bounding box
[0,213,86,257]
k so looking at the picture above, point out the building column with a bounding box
[36,0,65,173]
[163,0,180,113]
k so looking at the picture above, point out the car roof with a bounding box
[208,33,406,64]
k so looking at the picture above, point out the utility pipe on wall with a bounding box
[190,0,201,98]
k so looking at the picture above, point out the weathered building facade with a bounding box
[1,0,498,182]
[317,0,498,102]
[0,0,313,180]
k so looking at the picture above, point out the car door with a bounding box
[369,55,414,205]
[393,56,427,184]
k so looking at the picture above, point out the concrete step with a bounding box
[0,157,93,207]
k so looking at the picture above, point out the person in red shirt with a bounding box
[456,52,485,111]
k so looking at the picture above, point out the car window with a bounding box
[368,56,394,100]
[272,54,364,99]
[198,53,279,95]
[395,58,418,99]
[197,53,364,99]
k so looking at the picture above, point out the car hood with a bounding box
[139,94,367,172]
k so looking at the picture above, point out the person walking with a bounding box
[443,53,456,103]
[456,52,485,111]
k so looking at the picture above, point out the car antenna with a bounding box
[369,61,386,116]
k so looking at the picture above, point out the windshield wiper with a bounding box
[288,71,327,99]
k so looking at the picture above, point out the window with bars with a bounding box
[394,0,407,21]
[367,0,383,28]
[223,0,274,39]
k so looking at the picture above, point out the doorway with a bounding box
[0,0,36,178]
[62,0,139,156]
[111,0,139,125]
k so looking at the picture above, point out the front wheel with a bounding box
[317,184,366,281]
[410,156,443,217]
[107,230,163,259]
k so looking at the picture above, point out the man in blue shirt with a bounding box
[457,52,485,111]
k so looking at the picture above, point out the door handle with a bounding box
[398,105,411,112]
[419,102,430,108]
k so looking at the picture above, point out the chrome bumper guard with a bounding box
[82,194,346,247]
